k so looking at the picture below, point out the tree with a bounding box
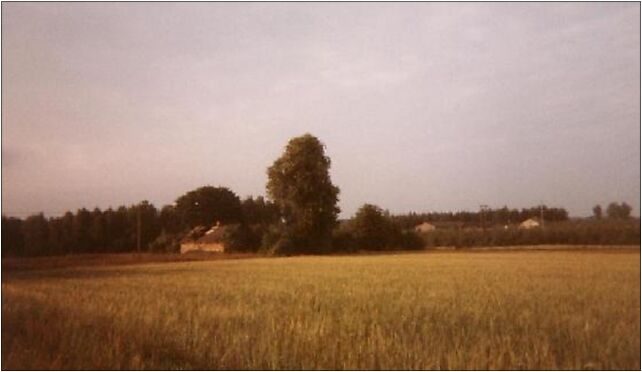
[351,204,392,250]
[89,208,106,251]
[47,217,65,255]
[60,212,76,254]
[134,201,161,250]
[266,134,340,253]
[22,213,49,256]
[593,204,603,220]
[2,216,24,257]
[72,208,93,253]
[175,186,242,228]
[607,202,632,219]
[159,205,182,234]
[241,196,279,225]
[110,207,131,252]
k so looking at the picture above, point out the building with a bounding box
[414,222,436,233]
[519,218,540,230]
[180,223,235,254]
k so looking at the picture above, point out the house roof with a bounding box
[181,224,238,244]
[415,222,436,229]
[520,218,540,225]
[197,224,233,244]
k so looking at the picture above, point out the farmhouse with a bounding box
[414,222,436,233]
[519,218,540,230]
[180,223,235,254]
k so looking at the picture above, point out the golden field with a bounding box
[2,247,640,370]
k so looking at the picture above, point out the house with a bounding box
[180,222,235,254]
[519,218,540,230]
[414,222,436,233]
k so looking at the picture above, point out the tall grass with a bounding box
[2,248,640,369]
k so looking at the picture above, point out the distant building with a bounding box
[519,218,540,230]
[414,222,436,233]
[180,222,235,254]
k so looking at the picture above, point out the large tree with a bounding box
[267,134,340,252]
[175,186,242,228]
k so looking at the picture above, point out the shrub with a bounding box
[223,224,262,253]
[392,230,425,250]
[149,231,180,253]
[351,204,395,250]
[331,228,358,253]
[259,224,303,255]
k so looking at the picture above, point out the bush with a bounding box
[223,224,262,253]
[259,225,303,255]
[393,230,425,250]
[351,204,396,250]
[331,228,358,253]
[336,204,427,252]
[149,231,180,253]
[260,225,284,254]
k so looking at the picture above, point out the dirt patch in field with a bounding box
[2,252,259,272]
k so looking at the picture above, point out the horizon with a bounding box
[2,3,640,219]
[0,181,636,220]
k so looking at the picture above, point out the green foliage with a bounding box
[266,134,340,253]
[241,196,280,226]
[418,219,640,248]
[159,205,182,234]
[331,225,358,253]
[260,225,284,254]
[175,186,242,228]
[2,216,24,257]
[149,231,181,253]
[606,202,633,219]
[3,190,636,257]
[392,205,569,229]
[337,204,425,252]
[22,214,50,256]
[393,230,425,250]
[259,225,307,256]
[351,204,394,250]
[222,224,262,253]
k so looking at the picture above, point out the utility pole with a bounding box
[539,203,544,228]
[136,204,142,253]
[540,202,545,229]
[480,204,489,231]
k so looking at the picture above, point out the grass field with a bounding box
[2,247,640,370]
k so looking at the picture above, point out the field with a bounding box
[2,247,640,370]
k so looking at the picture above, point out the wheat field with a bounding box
[2,248,640,370]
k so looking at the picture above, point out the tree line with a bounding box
[1,194,279,257]
[2,133,639,257]
[391,206,570,230]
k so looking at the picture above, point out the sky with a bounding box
[2,2,640,219]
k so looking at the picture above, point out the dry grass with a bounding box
[2,248,640,369]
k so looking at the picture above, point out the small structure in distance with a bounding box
[414,222,436,233]
[519,218,540,230]
[180,222,234,254]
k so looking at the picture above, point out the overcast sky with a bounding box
[2,2,640,218]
